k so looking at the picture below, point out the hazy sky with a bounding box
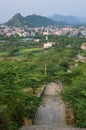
[0,0,86,23]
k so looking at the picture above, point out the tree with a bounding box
[25,73,44,94]
[0,61,42,130]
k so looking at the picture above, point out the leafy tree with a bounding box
[0,60,42,130]
[61,63,86,127]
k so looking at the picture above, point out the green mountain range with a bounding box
[4,13,86,27]
[4,13,58,27]
[49,14,86,25]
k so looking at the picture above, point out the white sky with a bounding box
[0,0,86,23]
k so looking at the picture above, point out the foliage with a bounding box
[5,13,58,27]
[61,64,86,127]
[0,60,43,130]
[0,35,86,129]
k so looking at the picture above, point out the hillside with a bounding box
[49,14,86,25]
[0,35,86,129]
[4,13,58,27]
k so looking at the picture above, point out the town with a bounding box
[0,25,86,37]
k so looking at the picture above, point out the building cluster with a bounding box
[1,25,86,37]
[0,25,35,37]
[43,26,86,37]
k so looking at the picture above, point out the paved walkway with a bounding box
[20,83,74,130]
[34,83,69,127]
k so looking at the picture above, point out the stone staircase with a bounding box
[20,83,84,130]
[20,125,83,130]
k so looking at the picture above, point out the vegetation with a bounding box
[0,60,43,130]
[5,13,58,27]
[0,35,86,129]
[60,63,86,128]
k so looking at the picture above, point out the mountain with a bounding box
[4,13,58,27]
[4,13,86,27]
[49,14,86,25]
[5,13,25,27]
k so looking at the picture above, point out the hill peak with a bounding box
[49,14,86,25]
[13,13,23,18]
[4,13,58,27]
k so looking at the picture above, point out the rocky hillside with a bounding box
[4,13,58,27]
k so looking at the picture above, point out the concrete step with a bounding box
[20,125,82,130]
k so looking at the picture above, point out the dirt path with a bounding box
[34,82,69,127]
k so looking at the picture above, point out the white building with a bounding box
[81,43,86,50]
[44,42,54,48]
